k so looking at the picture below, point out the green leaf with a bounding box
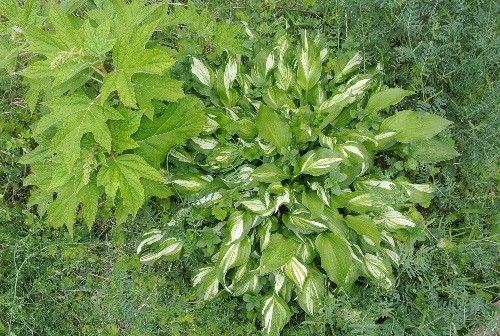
[363,253,394,288]
[376,210,416,230]
[101,20,174,107]
[297,268,326,315]
[252,162,289,183]
[216,237,251,286]
[261,293,291,336]
[191,57,211,87]
[334,52,363,83]
[366,88,414,113]
[299,148,343,176]
[409,138,460,162]
[108,108,142,153]
[302,191,325,218]
[255,105,292,149]
[297,30,322,91]
[284,257,308,289]
[138,236,182,263]
[282,208,329,234]
[315,232,358,288]
[35,94,122,167]
[259,234,298,275]
[193,267,220,301]
[380,110,453,143]
[400,182,435,207]
[96,154,164,218]
[345,215,382,247]
[231,269,261,296]
[134,97,206,167]
[132,73,185,118]
[46,177,99,235]
[83,18,115,59]
[226,211,253,244]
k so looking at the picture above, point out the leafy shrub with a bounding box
[137,30,458,335]
[0,0,210,235]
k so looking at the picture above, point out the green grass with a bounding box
[1,0,498,335]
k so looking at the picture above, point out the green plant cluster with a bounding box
[0,0,498,335]
[137,28,459,334]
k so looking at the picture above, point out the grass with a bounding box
[1,0,498,335]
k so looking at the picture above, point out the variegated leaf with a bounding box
[282,208,328,234]
[363,253,394,288]
[260,234,298,275]
[138,236,182,263]
[261,293,292,336]
[376,210,416,230]
[226,211,253,244]
[193,266,220,301]
[284,257,308,289]
[299,148,343,176]
[216,237,251,286]
[297,268,326,315]
[191,57,211,87]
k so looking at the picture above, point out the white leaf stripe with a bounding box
[191,57,211,86]
[285,257,308,289]
[378,210,416,229]
[262,294,291,336]
[139,238,182,262]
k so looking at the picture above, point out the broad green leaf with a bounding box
[376,210,416,230]
[409,138,460,162]
[193,267,220,301]
[366,88,414,113]
[191,57,211,86]
[295,235,316,264]
[346,215,382,247]
[252,162,289,183]
[261,293,291,336]
[263,87,293,109]
[35,94,122,168]
[216,237,251,286]
[259,234,298,275]
[301,191,325,218]
[297,268,326,315]
[46,177,99,235]
[380,110,453,143]
[363,253,394,288]
[240,198,273,216]
[297,30,322,91]
[315,232,358,288]
[101,20,174,107]
[226,211,253,244]
[275,61,294,91]
[231,269,261,296]
[284,257,308,289]
[255,105,292,149]
[132,73,185,118]
[282,208,329,234]
[299,148,343,176]
[108,108,142,153]
[83,18,115,59]
[134,97,206,168]
[97,154,164,218]
[223,56,238,93]
[334,51,363,83]
[400,182,435,207]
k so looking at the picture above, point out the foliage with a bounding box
[0,0,498,335]
[0,0,209,235]
[137,29,460,334]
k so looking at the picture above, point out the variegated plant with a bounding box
[138,31,458,335]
